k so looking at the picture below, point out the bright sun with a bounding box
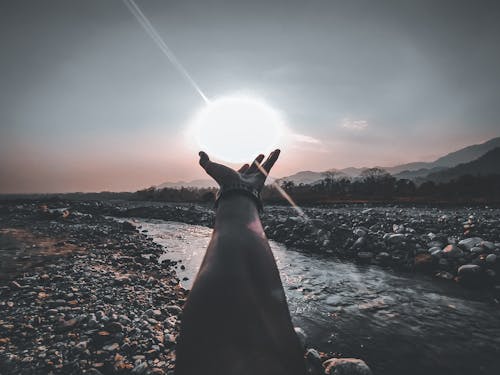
[192,96,285,163]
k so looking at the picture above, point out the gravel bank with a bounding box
[0,203,186,374]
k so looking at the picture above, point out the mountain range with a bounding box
[157,137,500,188]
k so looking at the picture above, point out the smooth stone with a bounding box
[481,241,495,251]
[324,358,373,375]
[387,234,405,244]
[457,264,487,287]
[294,327,307,348]
[132,362,148,374]
[102,343,119,351]
[458,237,483,250]
[442,244,464,258]
[486,254,497,263]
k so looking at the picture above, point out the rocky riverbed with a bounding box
[1,199,500,375]
[89,200,500,290]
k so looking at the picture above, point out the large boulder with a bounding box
[324,358,373,375]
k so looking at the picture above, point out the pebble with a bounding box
[442,244,464,258]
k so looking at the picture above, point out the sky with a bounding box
[1,0,499,193]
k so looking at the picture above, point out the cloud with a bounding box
[341,118,369,130]
[290,133,322,144]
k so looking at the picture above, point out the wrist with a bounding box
[215,194,260,227]
[215,183,263,212]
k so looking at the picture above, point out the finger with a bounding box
[238,163,250,173]
[246,154,265,174]
[262,149,281,173]
[198,151,218,179]
[198,151,210,169]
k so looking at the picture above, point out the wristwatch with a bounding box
[215,182,263,212]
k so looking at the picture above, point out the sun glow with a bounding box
[191,96,285,163]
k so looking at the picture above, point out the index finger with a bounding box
[262,149,281,173]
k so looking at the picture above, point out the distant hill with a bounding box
[337,167,368,177]
[386,137,500,174]
[426,147,500,182]
[393,166,448,180]
[280,137,500,184]
[384,162,434,175]
[431,137,500,167]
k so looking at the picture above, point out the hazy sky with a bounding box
[1,0,499,193]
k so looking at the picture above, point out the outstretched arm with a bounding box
[175,151,305,375]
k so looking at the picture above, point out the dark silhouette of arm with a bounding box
[175,151,305,375]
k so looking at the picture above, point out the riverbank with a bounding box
[0,203,186,374]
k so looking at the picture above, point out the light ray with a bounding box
[256,163,308,220]
[122,1,309,219]
[122,0,209,103]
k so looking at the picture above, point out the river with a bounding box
[135,218,500,375]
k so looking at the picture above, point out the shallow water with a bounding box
[136,219,500,375]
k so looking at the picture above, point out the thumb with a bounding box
[199,151,211,170]
[198,151,219,182]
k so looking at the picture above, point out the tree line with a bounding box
[133,168,500,204]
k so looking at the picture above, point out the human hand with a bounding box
[198,149,280,193]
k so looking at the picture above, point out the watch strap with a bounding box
[215,182,263,212]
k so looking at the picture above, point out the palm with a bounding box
[198,150,280,191]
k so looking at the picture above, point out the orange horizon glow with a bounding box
[1,131,496,194]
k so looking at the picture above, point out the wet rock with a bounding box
[294,326,307,348]
[470,246,484,255]
[435,271,454,280]
[132,362,148,374]
[486,254,497,264]
[375,251,391,264]
[457,264,486,287]
[458,237,483,250]
[442,244,464,258]
[357,252,373,262]
[387,234,405,244]
[324,358,373,375]
[352,237,366,249]
[305,348,323,375]
[481,241,496,251]
[414,254,434,271]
